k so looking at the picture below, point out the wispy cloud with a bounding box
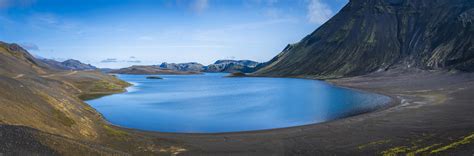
[31,13,58,25]
[127,60,141,63]
[100,57,142,63]
[100,58,118,63]
[28,13,80,31]
[243,0,278,7]
[19,42,39,51]
[191,18,297,42]
[191,0,209,13]
[263,7,282,19]
[307,0,333,24]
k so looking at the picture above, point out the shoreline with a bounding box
[86,73,397,135]
[117,70,474,155]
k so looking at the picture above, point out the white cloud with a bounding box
[263,7,281,19]
[191,0,209,13]
[33,13,59,25]
[19,42,40,51]
[26,13,83,34]
[101,58,118,63]
[191,18,297,42]
[307,0,333,25]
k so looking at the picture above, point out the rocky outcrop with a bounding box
[255,0,474,78]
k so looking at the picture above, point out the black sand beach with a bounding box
[124,69,474,155]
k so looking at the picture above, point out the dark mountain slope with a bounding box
[255,0,473,78]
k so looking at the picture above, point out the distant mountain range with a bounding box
[38,58,98,71]
[109,59,263,74]
[32,57,262,74]
[255,0,473,78]
[109,65,201,75]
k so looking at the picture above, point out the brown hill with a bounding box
[0,41,186,155]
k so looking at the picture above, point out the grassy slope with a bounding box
[0,42,187,155]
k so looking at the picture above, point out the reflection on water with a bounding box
[86,73,390,133]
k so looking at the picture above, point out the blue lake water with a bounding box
[86,73,390,133]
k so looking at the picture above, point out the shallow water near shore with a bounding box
[86,73,390,133]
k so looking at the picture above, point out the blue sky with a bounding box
[0,0,347,68]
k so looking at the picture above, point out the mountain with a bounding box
[0,41,186,155]
[159,62,204,72]
[204,60,261,73]
[0,41,125,150]
[0,42,51,76]
[255,0,474,78]
[61,59,98,70]
[39,58,98,71]
[109,65,201,75]
[214,60,259,67]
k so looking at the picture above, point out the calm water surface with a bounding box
[86,73,390,133]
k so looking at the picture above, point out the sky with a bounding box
[0,0,348,68]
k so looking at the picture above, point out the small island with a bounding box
[226,72,247,77]
[146,76,163,79]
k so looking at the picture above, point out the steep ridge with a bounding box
[255,0,473,78]
[0,42,50,76]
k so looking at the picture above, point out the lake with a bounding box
[86,73,390,133]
